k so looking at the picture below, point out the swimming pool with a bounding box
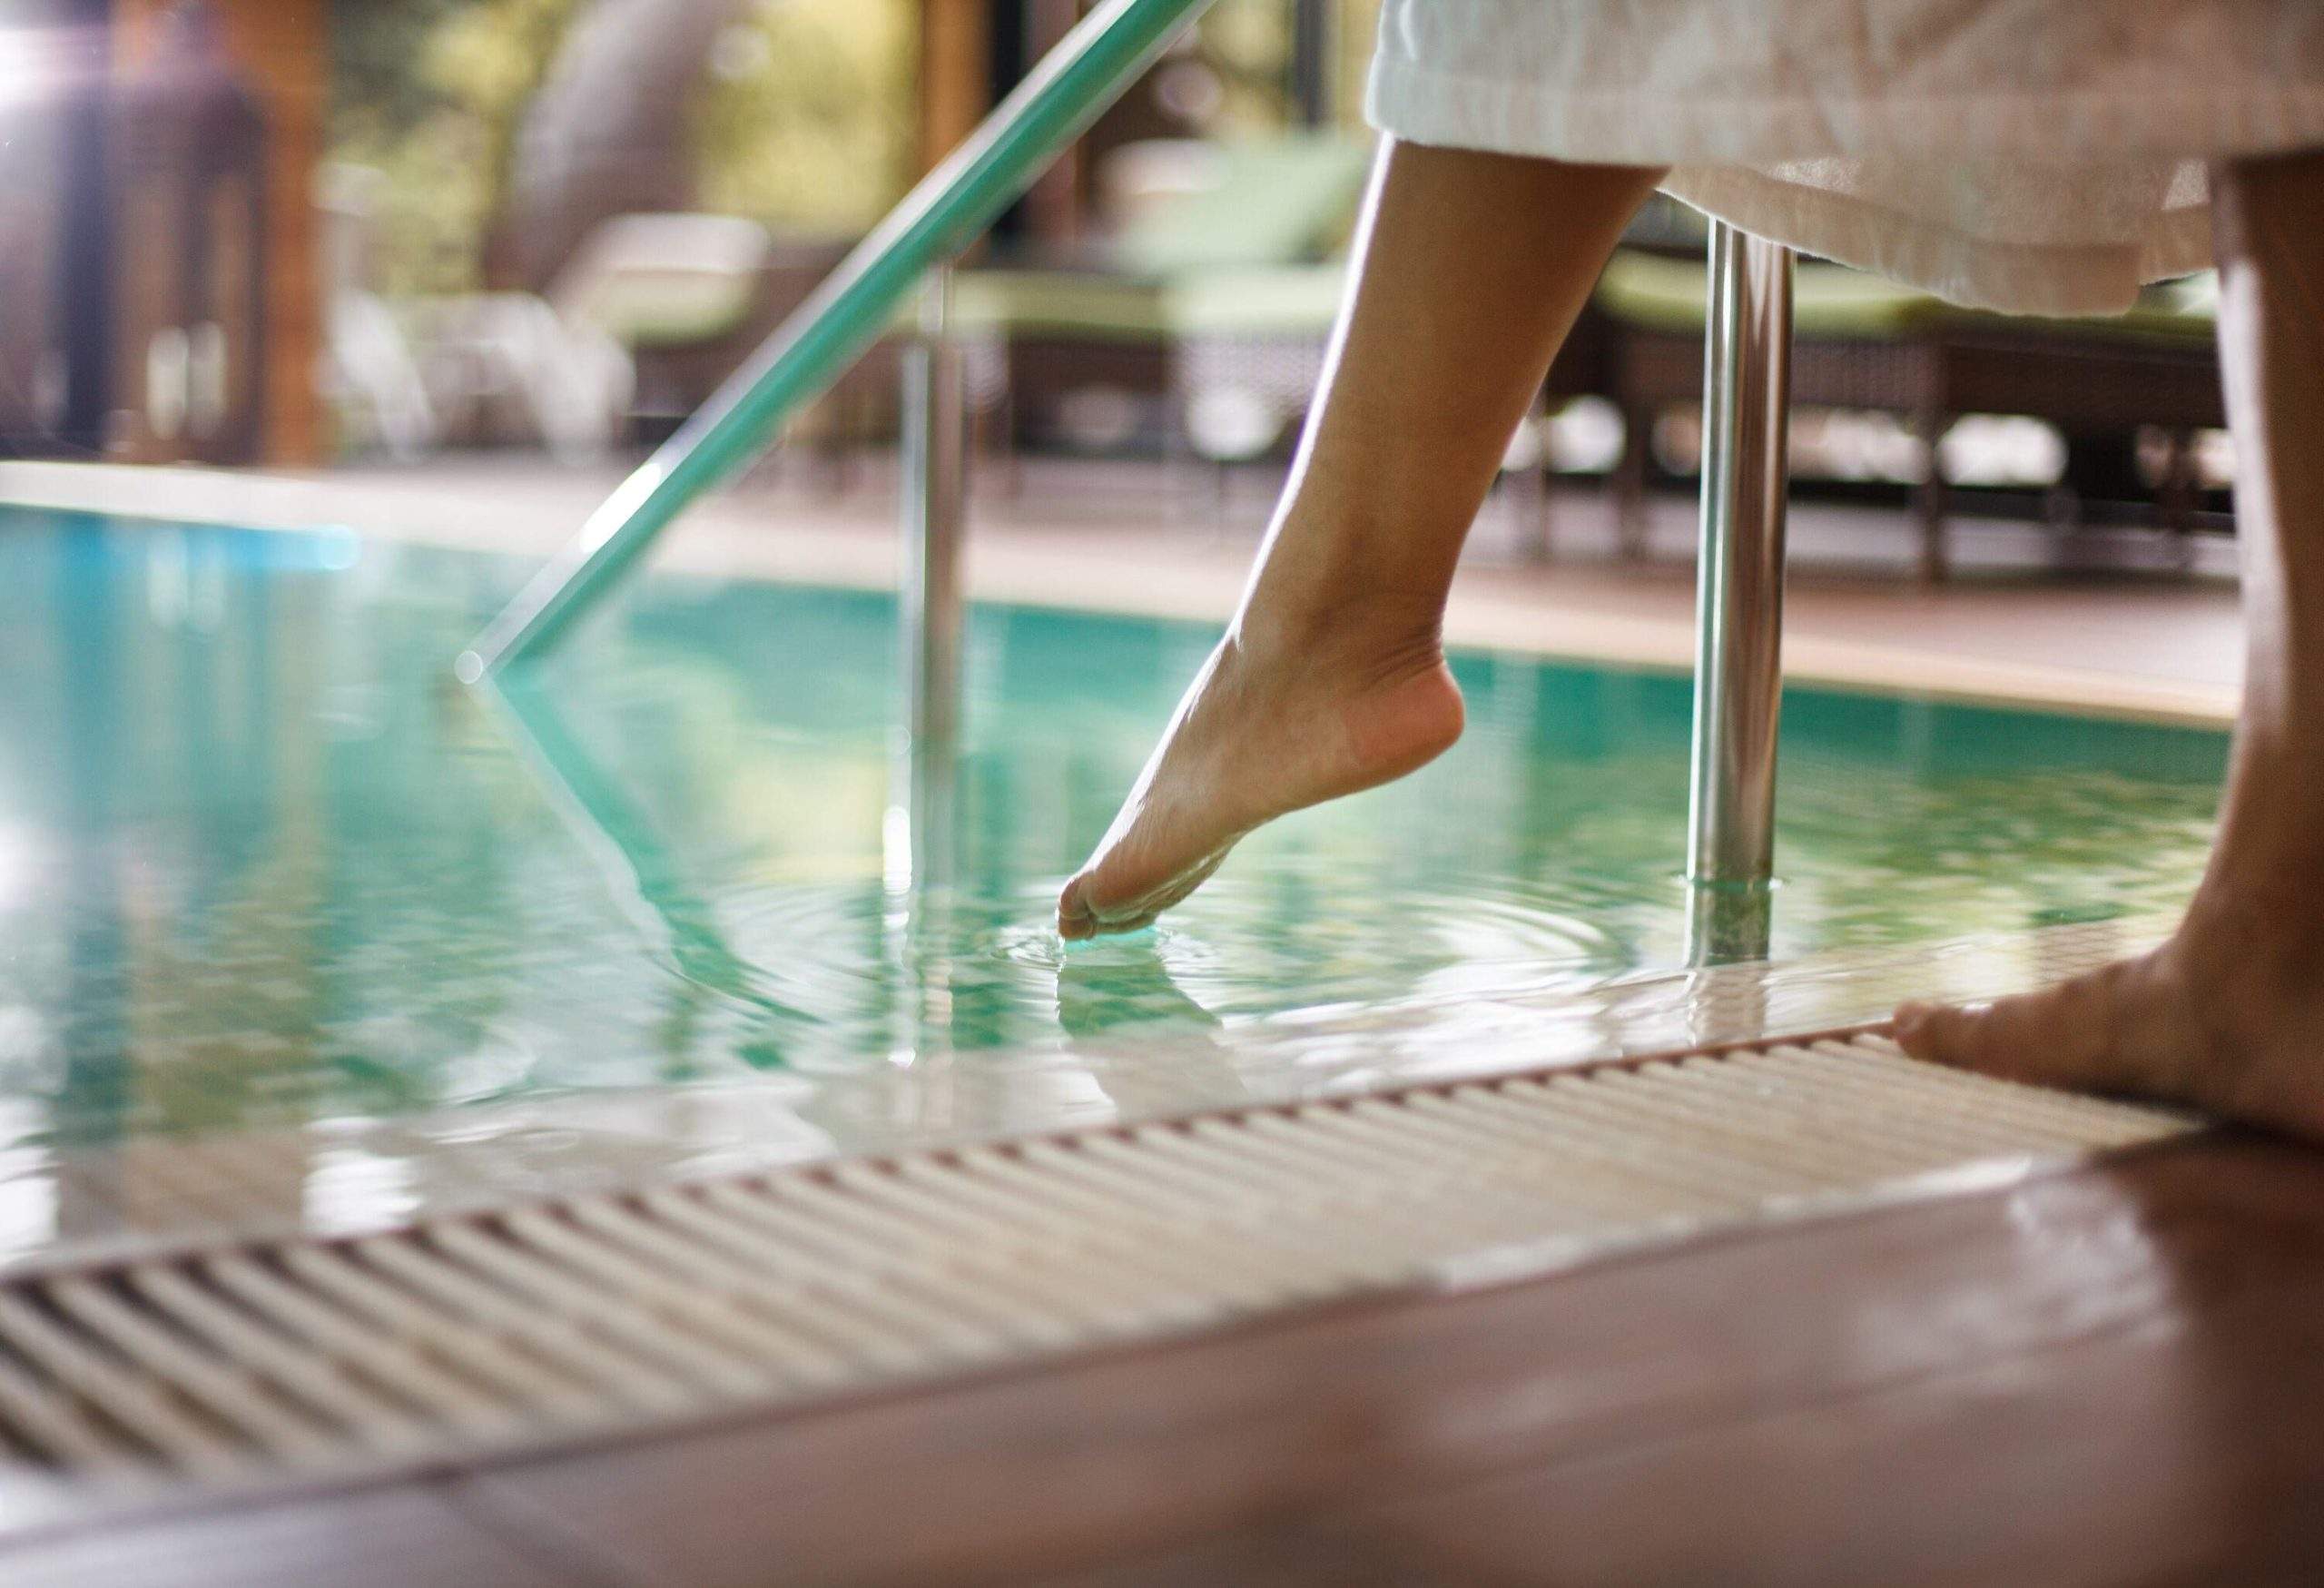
[0,505,2224,1234]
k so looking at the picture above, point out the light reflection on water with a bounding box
[0,509,2227,1152]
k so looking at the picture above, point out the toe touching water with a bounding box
[1056,620,1465,940]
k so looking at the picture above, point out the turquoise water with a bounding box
[0,507,2227,1149]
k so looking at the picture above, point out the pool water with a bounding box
[0,508,2227,1154]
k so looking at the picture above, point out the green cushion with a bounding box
[947,262,1348,343]
[1165,263,1346,336]
[1112,133,1373,276]
[947,271,1172,341]
[2113,273,2217,339]
[1595,250,1953,337]
[941,133,1367,346]
[1594,249,2219,343]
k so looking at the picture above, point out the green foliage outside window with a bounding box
[329,0,914,294]
[328,0,582,295]
[325,0,1374,297]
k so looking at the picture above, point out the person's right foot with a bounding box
[1056,603,1464,941]
[1896,886,2324,1143]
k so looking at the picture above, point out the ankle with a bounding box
[1241,504,1454,646]
[1234,567,1445,668]
[1229,607,1447,702]
[2173,884,2324,983]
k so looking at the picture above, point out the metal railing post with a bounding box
[896,262,967,888]
[1686,222,1794,964]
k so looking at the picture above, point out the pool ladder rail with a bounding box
[459,0,1797,961]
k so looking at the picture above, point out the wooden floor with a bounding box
[6,1129,2323,1586]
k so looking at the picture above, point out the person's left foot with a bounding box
[1057,591,1464,941]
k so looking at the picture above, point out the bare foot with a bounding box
[1056,607,1464,941]
[1895,892,2324,1142]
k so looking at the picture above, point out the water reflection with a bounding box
[0,510,2229,1160]
[488,670,812,1037]
[1054,937,1225,1039]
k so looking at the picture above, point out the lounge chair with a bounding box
[1594,246,2221,576]
[951,133,1374,469]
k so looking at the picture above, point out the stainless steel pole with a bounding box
[897,262,967,887]
[1686,222,1794,963]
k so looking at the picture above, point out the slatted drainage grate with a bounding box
[0,1031,2195,1515]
